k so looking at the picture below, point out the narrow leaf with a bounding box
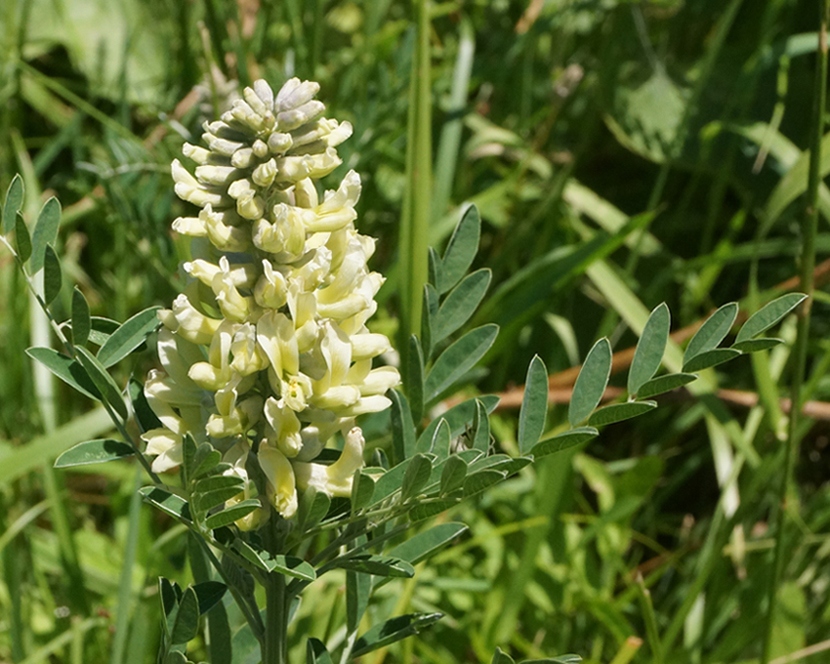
[3,174,24,235]
[530,427,599,459]
[636,373,697,399]
[682,348,741,373]
[54,439,134,468]
[204,499,260,529]
[297,487,331,532]
[335,555,415,578]
[473,399,491,453]
[234,540,316,579]
[401,454,433,501]
[407,335,425,423]
[417,395,500,453]
[628,303,670,396]
[15,213,31,263]
[518,355,548,454]
[409,499,458,521]
[97,307,161,368]
[440,455,468,495]
[588,401,657,427]
[428,246,443,288]
[307,638,334,664]
[139,486,191,521]
[194,475,246,494]
[492,647,516,664]
[88,317,120,346]
[351,471,375,513]
[193,581,227,615]
[352,613,444,657]
[431,419,451,461]
[424,324,499,401]
[684,302,738,362]
[463,469,506,497]
[74,346,127,419]
[735,293,807,343]
[390,390,416,464]
[439,205,480,294]
[387,522,468,564]
[346,568,371,633]
[569,338,611,426]
[71,288,91,347]
[432,269,492,343]
[43,245,62,305]
[731,337,784,353]
[30,197,61,273]
[421,285,434,358]
[192,444,222,479]
[26,347,101,400]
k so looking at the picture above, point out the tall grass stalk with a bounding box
[761,3,829,662]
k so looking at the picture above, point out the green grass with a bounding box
[2,0,830,663]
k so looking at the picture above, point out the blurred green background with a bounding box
[2,0,830,662]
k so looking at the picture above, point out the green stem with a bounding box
[264,573,289,664]
[761,3,828,663]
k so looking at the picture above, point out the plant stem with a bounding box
[761,3,828,662]
[264,572,289,664]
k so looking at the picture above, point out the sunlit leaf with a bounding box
[569,338,611,426]
[519,355,548,454]
[54,439,134,468]
[735,293,806,344]
[628,303,669,396]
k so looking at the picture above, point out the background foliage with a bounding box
[1,0,830,663]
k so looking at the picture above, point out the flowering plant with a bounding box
[2,75,803,664]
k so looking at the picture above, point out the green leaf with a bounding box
[518,355,548,454]
[335,555,415,578]
[684,302,738,363]
[473,399,491,453]
[204,499,260,529]
[30,197,61,273]
[388,522,468,565]
[71,288,91,347]
[373,459,413,505]
[88,317,120,346]
[297,487,331,532]
[390,390,416,464]
[463,469,506,497]
[524,657,582,664]
[193,581,227,615]
[735,293,807,344]
[164,651,189,664]
[408,499,458,521]
[432,269,492,343]
[428,246,443,288]
[192,444,222,479]
[424,324,499,401]
[351,471,375,513]
[636,373,697,399]
[628,303,670,396]
[530,427,599,459]
[439,205,480,294]
[194,475,246,494]
[492,647,516,664]
[170,587,200,645]
[194,488,246,515]
[417,395,500,453]
[97,306,161,368]
[588,401,657,427]
[14,213,31,263]
[569,338,612,426]
[731,338,784,353]
[26,347,101,400]
[352,613,443,657]
[307,638,334,664]
[421,285,434,359]
[233,540,316,580]
[3,174,24,235]
[401,454,433,501]
[682,348,741,373]
[74,346,127,419]
[407,335,425,423]
[54,439,134,468]
[139,486,191,521]
[42,245,62,305]
[431,419,451,461]
[439,455,468,495]
[346,567,371,633]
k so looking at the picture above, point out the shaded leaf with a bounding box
[409,499,458,521]
[636,373,697,399]
[347,568,371,633]
[233,540,316,580]
[351,471,375,513]
[388,522,468,564]
[588,401,657,427]
[431,419,451,461]
[421,285,434,358]
[30,197,61,273]
[407,335,425,423]
[97,307,161,368]
[170,587,199,645]
[26,347,101,400]
[2,174,24,235]
[530,427,599,458]
[682,348,741,373]
[440,456,468,495]
[473,399,491,453]
[463,469,506,497]
[74,346,127,418]
[88,316,120,346]
[492,647,516,664]
[192,444,222,479]
[297,487,331,532]
[14,213,31,263]
[628,303,669,396]
[307,638,334,664]
[735,293,806,344]
[569,338,611,426]
[193,581,226,616]
[390,390,416,464]
[43,246,62,305]
[71,288,91,347]
[684,302,738,362]
[424,324,499,401]
[401,454,433,501]
[417,395,500,453]
[54,439,134,468]
[139,486,191,521]
[731,338,784,353]
[352,613,444,657]
[519,355,548,454]
[439,205,480,294]
[428,246,443,289]
[433,269,492,343]
[204,499,260,529]
[334,555,415,578]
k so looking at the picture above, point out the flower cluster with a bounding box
[141,78,399,523]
